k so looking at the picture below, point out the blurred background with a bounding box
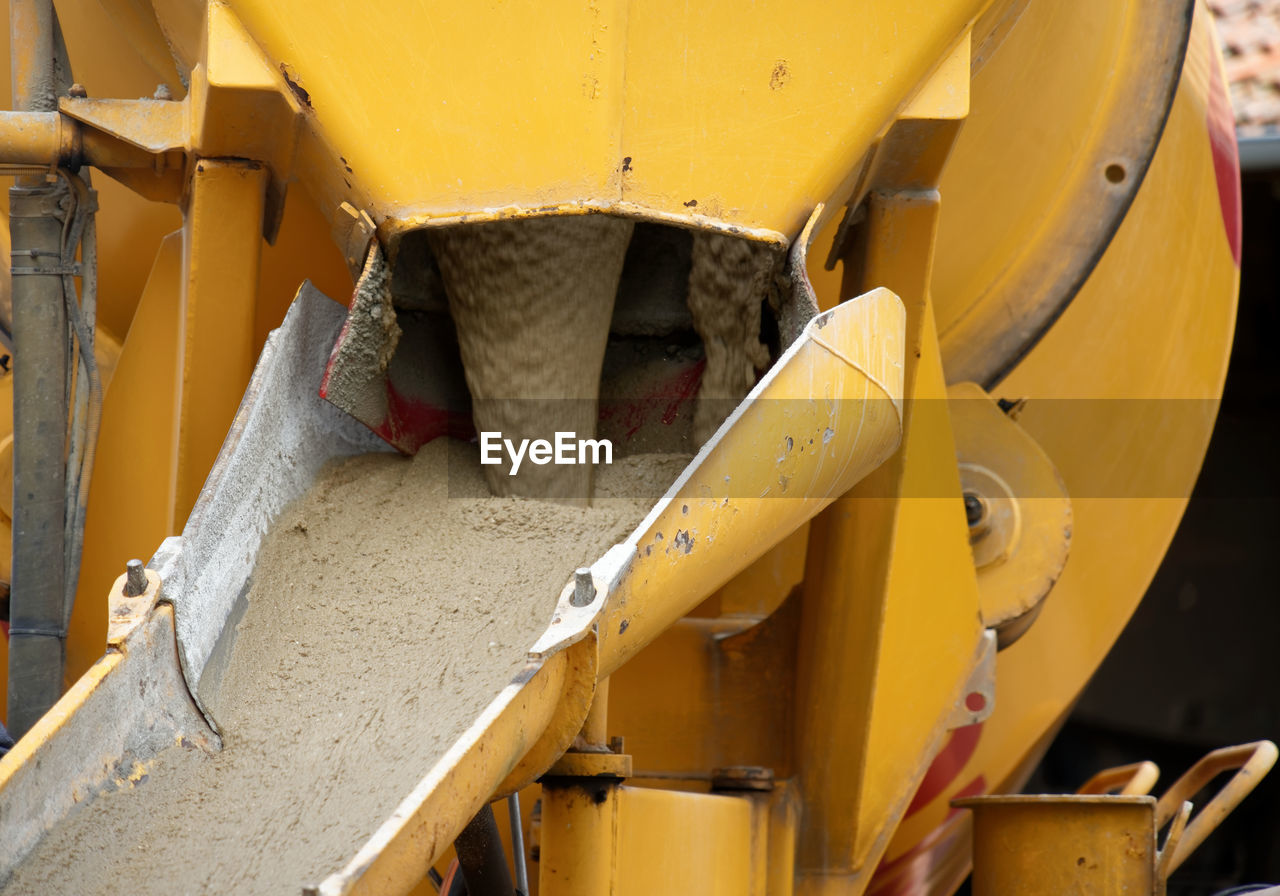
[1028,3,1280,891]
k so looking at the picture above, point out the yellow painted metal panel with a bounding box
[615,788,753,896]
[797,195,983,892]
[67,234,184,700]
[609,610,799,781]
[228,0,629,221]
[708,521,808,618]
[219,0,986,238]
[932,0,1131,337]
[540,782,763,896]
[540,779,617,896]
[254,186,354,356]
[883,2,1241,867]
[620,2,979,236]
[592,287,906,679]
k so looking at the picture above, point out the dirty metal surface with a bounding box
[161,281,388,728]
[0,604,215,879]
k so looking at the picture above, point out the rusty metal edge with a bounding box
[941,0,1195,388]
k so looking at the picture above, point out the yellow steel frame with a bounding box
[0,0,1247,893]
[216,0,988,242]
[878,6,1243,882]
[0,0,354,716]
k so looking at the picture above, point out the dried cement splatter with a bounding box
[429,215,634,502]
[321,242,400,426]
[3,441,681,896]
[687,232,780,446]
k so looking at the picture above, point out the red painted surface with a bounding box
[904,722,984,817]
[868,775,986,896]
[1207,47,1243,267]
[598,359,704,440]
[862,722,988,896]
[317,312,354,400]
[319,302,472,454]
[376,378,474,455]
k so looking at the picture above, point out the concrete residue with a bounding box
[3,441,673,895]
[320,243,401,426]
[686,232,781,445]
[428,215,634,503]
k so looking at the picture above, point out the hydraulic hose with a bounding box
[57,170,100,632]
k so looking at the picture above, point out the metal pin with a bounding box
[571,568,596,607]
[963,491,987,528]
[508,792,529,896]
[123,559,147,597]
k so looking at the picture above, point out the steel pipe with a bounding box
[453,803,515,896]
[0,108,173,172]
[6,182,70,739]
[9,0,59,113]
[0,111,65,166]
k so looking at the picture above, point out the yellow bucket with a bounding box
[955,741,1277,896]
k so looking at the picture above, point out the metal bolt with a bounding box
[963,491,987,528]
[67,83,87,98]
[123,559,147,597]
[153,83,173,101]
[571,568,596,607]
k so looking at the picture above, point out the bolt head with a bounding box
[67,83,87,98]
[571,568,596,608]
[123,559,148,597]
[963,492,987,528]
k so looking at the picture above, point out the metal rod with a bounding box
[57,172,98,629]
[9,0,58,113]
[507,793,529,896]
[581,676,609,745]
[0,112,63,165]
[4,0,85,740]
[9,0,70,188]
[6,180,69,738]
[453,803,515,896]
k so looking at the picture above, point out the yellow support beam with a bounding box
[540,782,759,896]
[174,159,267,523]
[795,191,985,894]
